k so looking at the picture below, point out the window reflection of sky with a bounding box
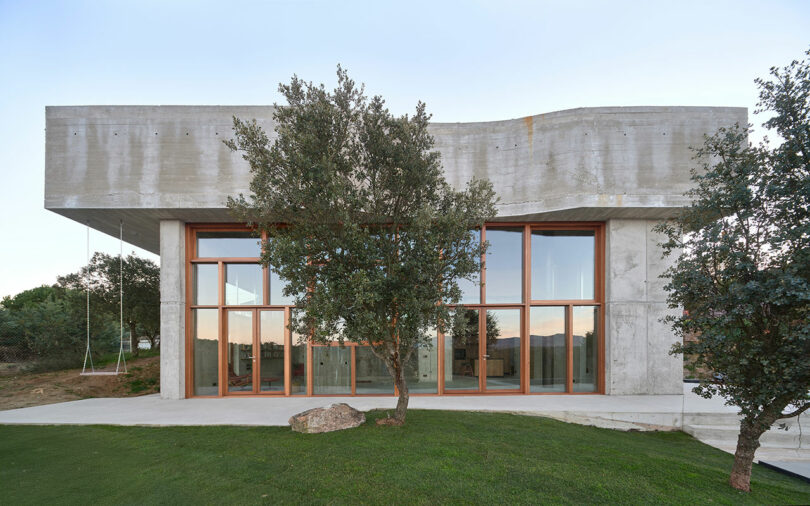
[228,310,253,345]
[194,308,218,341]
[194,264,218,305]
[485,228,523,303]
[197,232,260,258]
[486,309,521,338]
[531,232,594,300]
[225,264,263,305]
[530,306,565,337]
[261,311,285,345]
[457,230,481,304]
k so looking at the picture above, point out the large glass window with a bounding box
[227,310,254,392]
[192,309,219,396]
[444,308,480,391]
[225,264,263,305]
[529,306,566,392]
[355,346,393,394]
[193,264,218,305]
[404,329,438,394]
[485,309,521,390]
[189,224,602,397]
[313,346,351,395]
[270,269,294,305]
[531,230,594,300]
[572,306,598,393]
[259,311,285,392]
[290,320,308,395]
[197,231,261,258]
[456,230,481,304]
[485,228,523,303]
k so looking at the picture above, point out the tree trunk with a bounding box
[729,420,765,492]
[129,322,139,358]
[393,368,409,424]
[371,344,411,426]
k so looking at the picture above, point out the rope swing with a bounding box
[80,221,128,376]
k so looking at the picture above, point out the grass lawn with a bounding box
[1,410,808,505]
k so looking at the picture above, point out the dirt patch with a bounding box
[0,356,160,411]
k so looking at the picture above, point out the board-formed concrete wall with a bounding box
[43,105,746,398]
[45,105,746,253]
[159,220,185,400]
[605,219,682,394]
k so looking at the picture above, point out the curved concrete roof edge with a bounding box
[44,104,748,253]
[45,104,747,124]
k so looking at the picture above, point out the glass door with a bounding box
[483,309,522,391]
[226,310,255,393]
[259,310,286,393]
[226,309,287,395]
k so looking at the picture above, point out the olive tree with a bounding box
[656,49,810,492]
[227,67,496,424]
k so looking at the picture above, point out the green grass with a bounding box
[1,410,808,505]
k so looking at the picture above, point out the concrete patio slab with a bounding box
[0,384,733,428]
[759,461,810,483]
[3,384,807,464]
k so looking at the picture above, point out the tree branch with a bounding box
[781,402,810,419]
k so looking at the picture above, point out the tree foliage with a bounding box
[656,49,810,492]
[227,67,497,423]
[0,285,117,365]
[59,253,160,357]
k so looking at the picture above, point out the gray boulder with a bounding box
[289,403,366,433]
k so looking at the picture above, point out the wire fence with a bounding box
[0,336,28,363]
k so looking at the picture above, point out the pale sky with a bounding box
[0,0,808,298]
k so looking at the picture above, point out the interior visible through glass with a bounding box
[260,311,285,392]
[355,346,393,394]
[529,306,566,392]
[227,310,254,392]
[485,309,521,390]
[444,308,480,391]
[313,346,351,394]
[190,225,601,397]
[404,328,438,394]
[193,309,219,396]
[290,320,307,394]
[572,306,598,392]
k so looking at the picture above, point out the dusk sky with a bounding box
[1,0,808,298]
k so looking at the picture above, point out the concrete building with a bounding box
[44,105,747,400]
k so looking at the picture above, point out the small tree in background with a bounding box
[656,49,810,492]
[59,253,160,357]
[227,67,497,424]
[0,285,117,368]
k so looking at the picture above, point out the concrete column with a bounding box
[604,219,681,395]
[160,220,186,399]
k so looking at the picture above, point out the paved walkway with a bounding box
[760,461,810,483]
[0,384,733,427]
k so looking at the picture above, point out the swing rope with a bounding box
[81,224,94,374]
[115,220,127,374]
[80,220,128,376]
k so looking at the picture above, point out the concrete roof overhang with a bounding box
[44,105,747,254]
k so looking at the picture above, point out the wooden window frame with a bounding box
[184,222,605,398]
